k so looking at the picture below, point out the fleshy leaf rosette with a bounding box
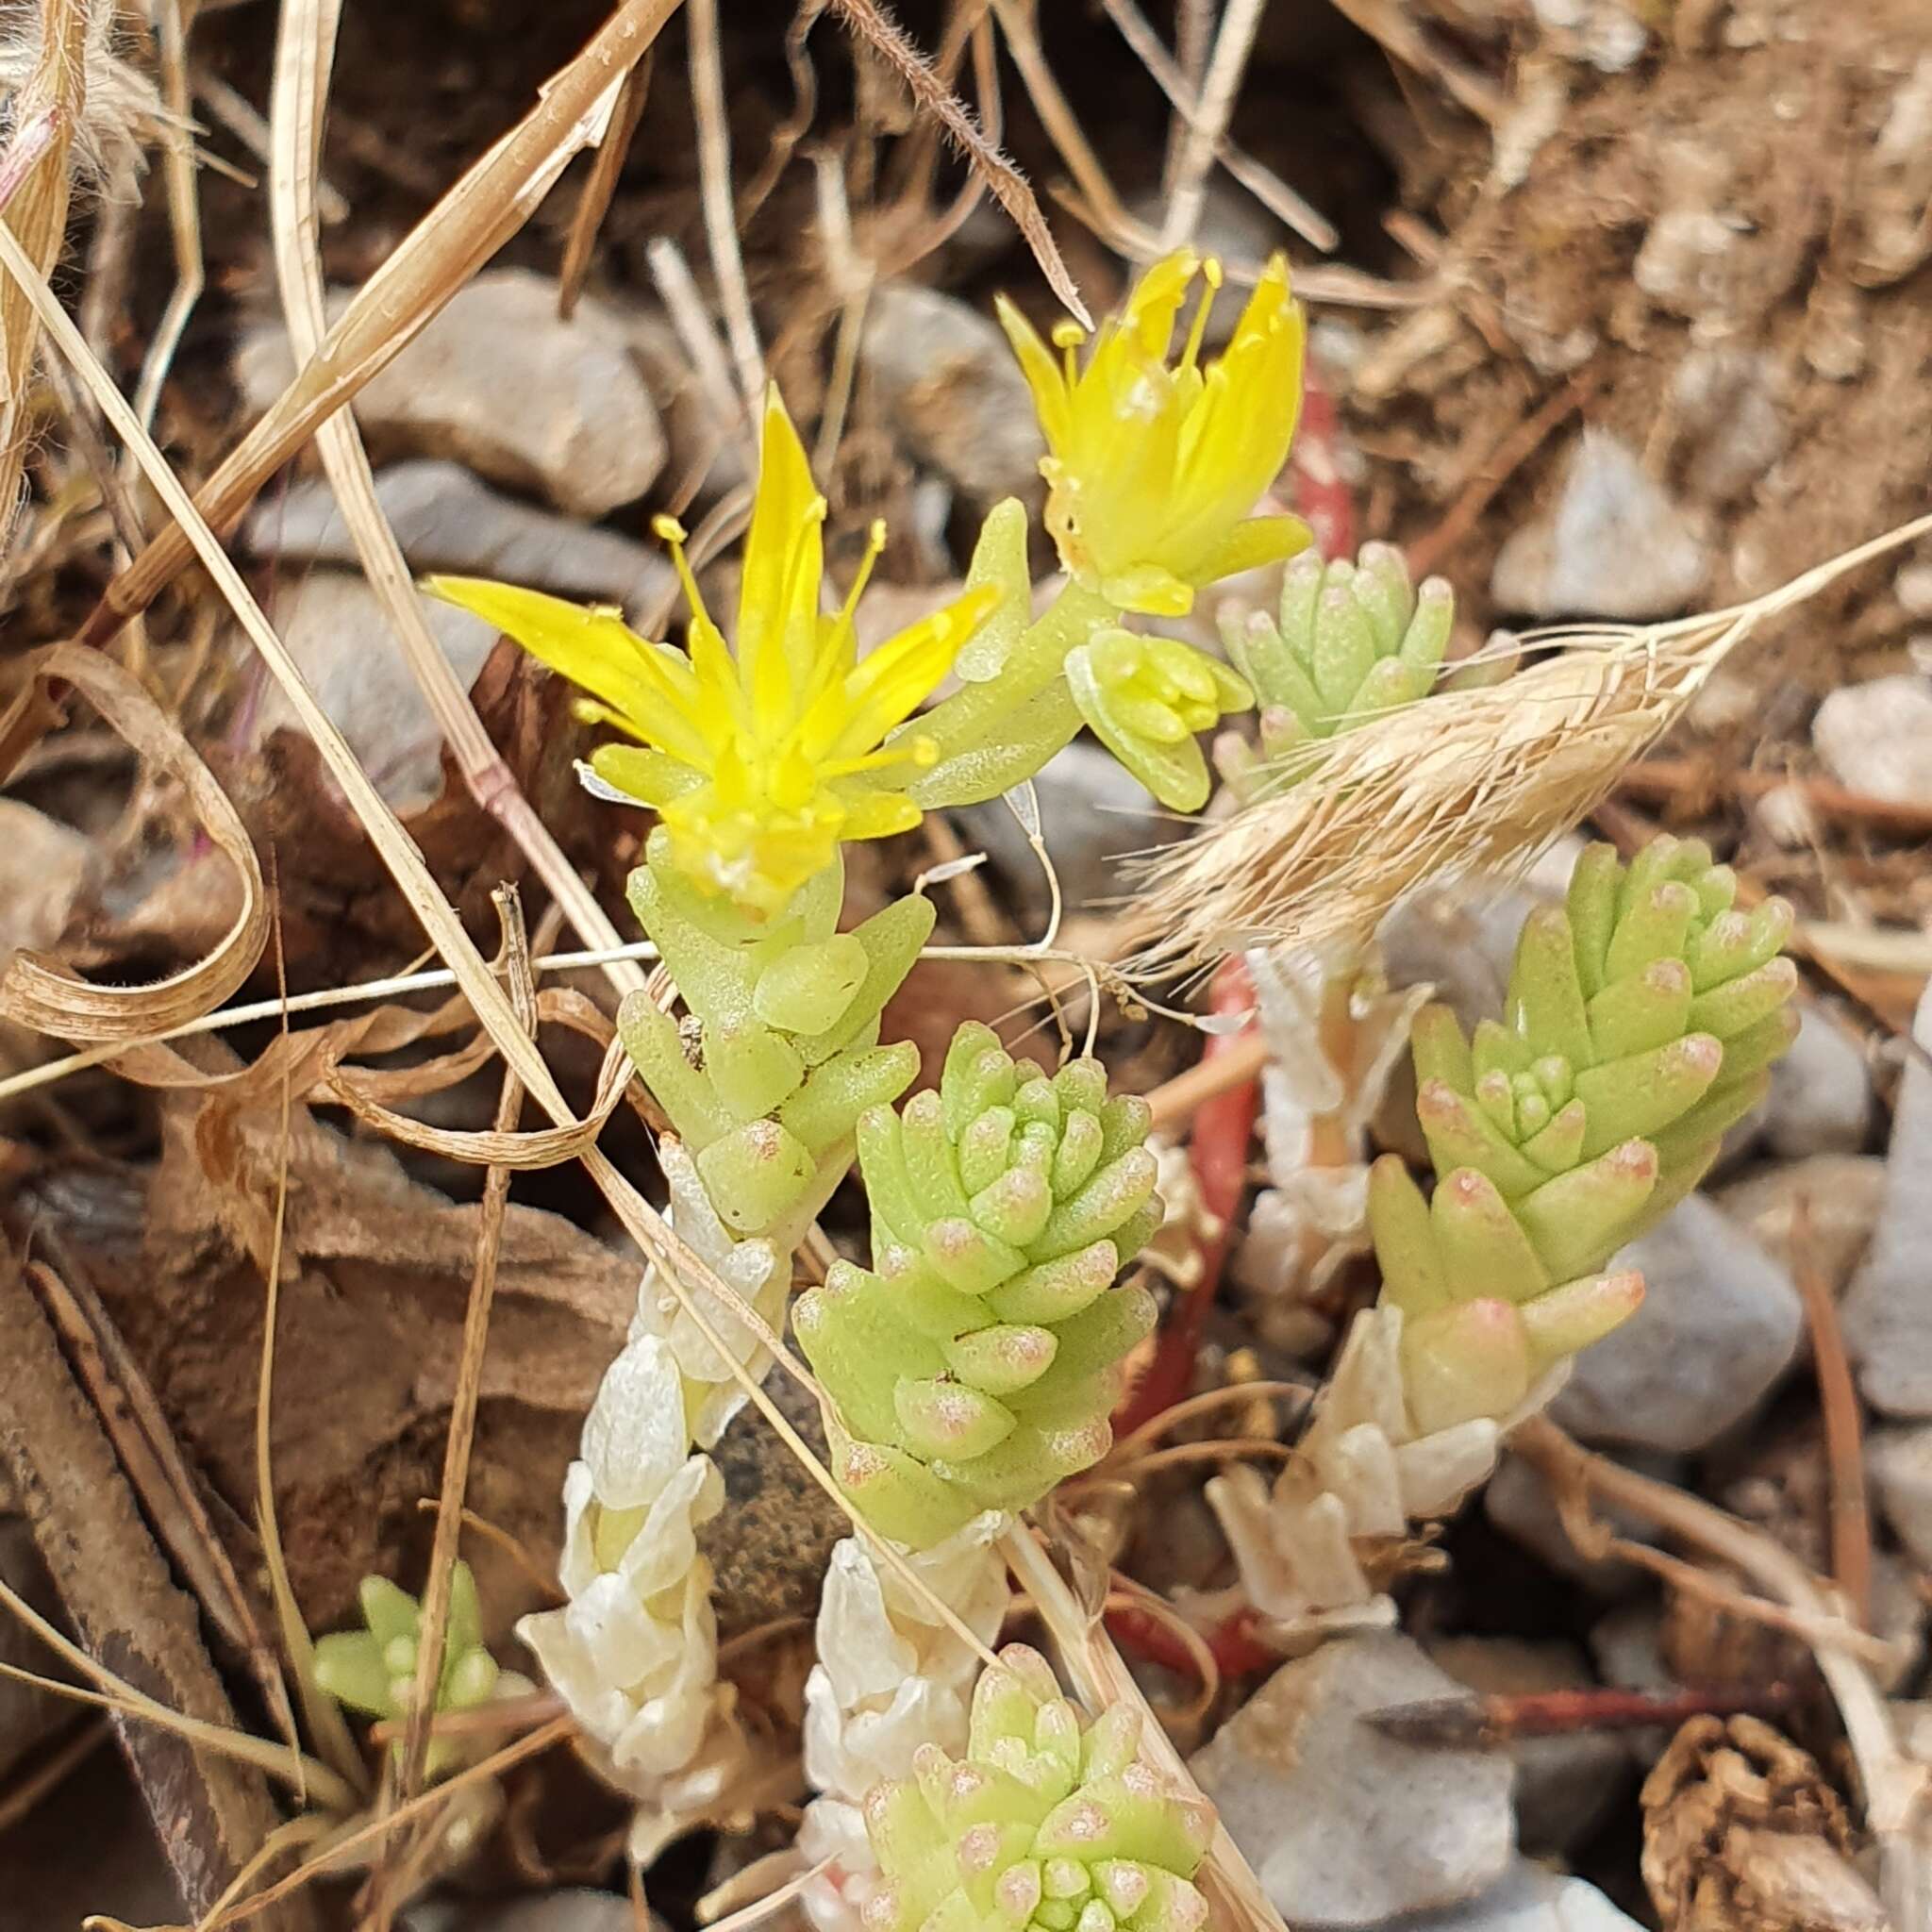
[314,1562,519,1777]
[1215,543,1452,796]
[862,1643,1213,1932]
[620,829,930,1240]
[1370,835,1798,1431]
[796,1024,1161,1545]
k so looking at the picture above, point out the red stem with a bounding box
[1116,958,1259,1435]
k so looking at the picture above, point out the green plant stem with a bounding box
[912,582,1119,804]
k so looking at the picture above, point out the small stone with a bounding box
[1758,1009,1872,1158]
[1871,1424,1932,1570]
[1753,781,1817,850]
[1671,348,1788,505]
[241,461,673,621]
[1426,1638,1628,1854]
[860,282,1045,510]
[1388,1858,1642,1932]
[405,1890,647,1932]
[1716,1155,1886,1295]
[1190,1632,1515,1926]
[1552,1194,1803,1453]
[1802,279,1866,382]
[1633,208,1742,318]
[236,270,666,517]
[1842,980,1932,1416]
[1812,674,1932,808]
[252,571,501,815]
[1491,431,1707,621]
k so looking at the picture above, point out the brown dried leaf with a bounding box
[1641,1714,1890,1932]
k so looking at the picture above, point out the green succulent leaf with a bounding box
[797,1024,1160,1545]
[1371,835,1797,1427]
[866,1645,1213,1932]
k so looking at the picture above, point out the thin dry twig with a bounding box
[687,0,766,409]
[1514,1416,1930,1925]
[1157,0,1268,253]
[1129,511,1932,977]
[831,0,1091,325]
[126,0,202,435]
[395,888,535,1804]
[1791,1199,1874,1629]
[558,52,651,319]
[1100,0,1336,252]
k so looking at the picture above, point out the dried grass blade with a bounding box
[831,0,1090,326]
[0,643,267,1041]
[0,1581,358,1812]
[557,53,651,319]
[0,0,88,544]
[77,0,684,647]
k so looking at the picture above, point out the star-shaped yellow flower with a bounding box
[426,391,1000,916]
[998,249,1310,617]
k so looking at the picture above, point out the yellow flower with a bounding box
[425,391,1000,915]
[998,249,1310,618]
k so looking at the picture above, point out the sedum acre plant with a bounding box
[315,1563,523,1778]
[796,1024,1162,1543]
[1215,543,1452,792]
[862,1643,1212,1932]
[1369,834,1798,1432]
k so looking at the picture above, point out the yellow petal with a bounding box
[589,742,706,808]
[737,388,825,725]
[824,582,1002,758]
[1188,515,1313,589]
[422,575,712,769]
[995,295,1073,452]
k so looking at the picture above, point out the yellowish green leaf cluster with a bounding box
[1371,835,1798,1431]
[618,829,931,1239]
[863,1643,1212,1932]
[795,1024,1159,1544]
[313,1564,507,1778]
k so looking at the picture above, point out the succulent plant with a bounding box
[619,828,933,1240]
[1215,542,1452,795]
[862,1643,1213,1932]
[1370,834,1797,1432]
[795,1023,1162,1545]
[314,1563,512,1776]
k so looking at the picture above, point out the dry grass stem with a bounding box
[397,889,536,1806]
[266,0,647,999]
[0,0,90,546]
[835,0,1090,325]
[558,52,651,319]
[688,0,766,409]
[1100,0,1336,252]
[126,0,203,436]
[1131,509,1932,979]
[1156,0,1268,252]
[0,643,267,1041]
